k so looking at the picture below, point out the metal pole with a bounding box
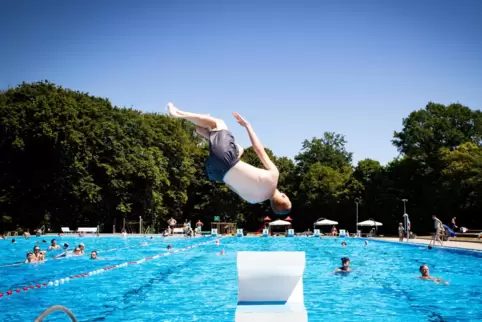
[139,216,142,235]
[402,199,408,214]
[355,198,360,236]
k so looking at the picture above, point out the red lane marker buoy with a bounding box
[7,291,12,295]
[29,285,34,289]
[0,293,3,297]
[22,287,28,291]
[15,289,20,293]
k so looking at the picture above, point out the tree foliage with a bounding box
[1,81,482,235]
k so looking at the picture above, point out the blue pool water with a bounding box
[0,236,481,321]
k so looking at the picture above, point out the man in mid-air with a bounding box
[167,103,291,214]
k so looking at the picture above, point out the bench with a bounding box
[77,227,98,234]
[172,227,185,234]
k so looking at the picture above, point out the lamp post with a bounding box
[402,199,408,214]
[355,198,361,236]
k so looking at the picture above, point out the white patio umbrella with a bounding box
[357,220,383,227]
[314,218,339,226]
[269,220,292,226]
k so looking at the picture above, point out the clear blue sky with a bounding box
[2,0,482,165]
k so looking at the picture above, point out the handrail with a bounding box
[34,305,78,322]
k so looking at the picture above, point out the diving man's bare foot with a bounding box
[167,102,181,118]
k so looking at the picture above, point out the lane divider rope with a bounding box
[0,237,199,268]
[0,237,222,298]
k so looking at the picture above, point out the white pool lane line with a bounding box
[0,237,222,298]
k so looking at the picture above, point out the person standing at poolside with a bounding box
[398,223,405,242]
[196,220,204,234]
[429,215,444,248]
[167,217,177,234]
[167,103,291,214]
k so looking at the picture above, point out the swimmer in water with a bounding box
[167,103,291,214]
[341,241,347,247]
[365,240,368,246]
[217,249,226,256]
[32,246,46,262]
[334,257,352,273]
[167,244,172,250]
[418,264,448,285]
[90,251,98,259]
[140,242,148,247]
[73,247,82,256]
[48,239,61,250]
[216,239,220,246]
[24,252,35,263]
[54,243,70,258]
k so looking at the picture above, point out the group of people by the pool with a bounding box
[23,239,99,263]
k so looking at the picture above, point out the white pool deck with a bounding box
[375,237,482,251]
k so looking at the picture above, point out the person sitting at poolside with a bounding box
[334,257,352,273]
[90,251,98,260]
[48,239,61,250]
[167,103,291,214]
[418,264,448,285]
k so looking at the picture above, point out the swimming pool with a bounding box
[1,236,481,321]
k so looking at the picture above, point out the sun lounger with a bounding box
[77,227,98,234]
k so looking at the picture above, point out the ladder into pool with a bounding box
[35,305,78,322]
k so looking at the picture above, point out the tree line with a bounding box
[1,81,481,235]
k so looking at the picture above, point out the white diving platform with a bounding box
[235,251,307,322]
